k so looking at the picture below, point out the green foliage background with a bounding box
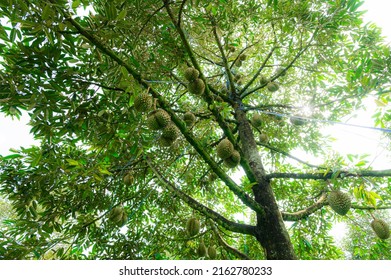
[0,0,390,259]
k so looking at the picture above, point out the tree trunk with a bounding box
[235,109,296,259]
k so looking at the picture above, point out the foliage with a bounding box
[0,0,390,259]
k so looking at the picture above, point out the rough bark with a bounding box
[236,109,297,259]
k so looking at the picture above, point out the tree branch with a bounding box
[266,169,391,180]
[146,157,256,236]
[281,192,327,221]
[256,141,325,170]
[62,8,264,214]
[210,223,251,260]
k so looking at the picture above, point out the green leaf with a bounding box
[116,9,127,21]
[1,154,23,160]
[66,158,80,166]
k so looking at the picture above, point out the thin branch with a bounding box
[239,46,277,98]
[177,0,188,27]
[256,141,325,170]
[351,204,391,210]
[146,157,256,236]
[210,223,251,260]
[266,169,391,180]
[281,192,327,221]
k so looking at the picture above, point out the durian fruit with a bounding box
[235,60,243,67]
[216,138,234,160]
[260,75,268,85]
[197,242,207,257]
[123,172,134,186]
[259,133,269,143]
[251,113,263,127]
[239,54,247,61]
[108,206,127,227]
[208,246,217,259]
[134,93,153,112]
[223,150,241,168]
[228,45,236,52]
[159,122,180,146]
[327,190,351,216]
[371,219,390,240]
[146,109,171,130]
[188,78,205,95]
[290,116,307,126]
[267,81,279,92]
[183,111,196,127]
[184,67,199,82]
[186,217,200,237]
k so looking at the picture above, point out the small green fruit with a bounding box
[208,246,217,259]
[183,112,196,127]
[223,150,241,168]
[251,113,263,127]
[186,217,200,237]
[267,81,279,92]
[197,242,207,257]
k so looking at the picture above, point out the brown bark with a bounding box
[236,109,297,259]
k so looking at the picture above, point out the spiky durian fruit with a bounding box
[259,133,268,143]
[188,78,205,95]
[224,150,241,168]
[251,113,263,127]
[290,116,307,126]
[267,81,279,92]
[186,217,200,237]
[371,219,390,240]
[228,45,236,52]
[159,122,179,146]
[235,60,243,67]
[184,67,199,81]
[216,138,234,159]
[123,172,134,186]
[327,190,351,216]
[161,122,179,141]
[146,109,171,130]
[208,246,217,259]
[134,93,153,112]
[183,111,196,127]
[239,54,247,61]
[108,206,127,227]
[197,242,207,257]
[260,75,268,85]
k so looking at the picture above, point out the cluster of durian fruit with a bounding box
[186,217,218,259]
[134,92,180,147]
[184,67,205,95]
[216,138,241,168]
[327,190,390,240]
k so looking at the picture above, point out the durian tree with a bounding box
[0,0,391,260]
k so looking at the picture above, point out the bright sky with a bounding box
[0,0,390,161]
